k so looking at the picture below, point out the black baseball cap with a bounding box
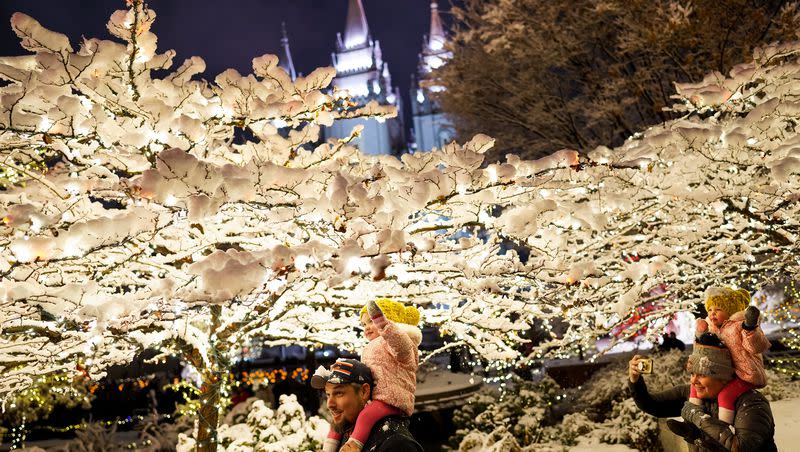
[310,359,374,389]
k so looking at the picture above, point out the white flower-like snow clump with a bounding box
[177,395,327,452]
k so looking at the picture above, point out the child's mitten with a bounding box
[742,305,760,331]
[367,299,387,329]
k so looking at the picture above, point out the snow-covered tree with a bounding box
[0,1,585,448]
[436,0,800,159]
[549,41,800,354]
[2,1,800,449]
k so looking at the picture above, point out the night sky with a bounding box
[0,0,458,130]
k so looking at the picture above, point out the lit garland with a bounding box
[20,413,171,435]
[241,367,310,386]
[1,373,93,449]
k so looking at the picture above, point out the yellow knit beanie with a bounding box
[361,298,420,326]
[704,287,750,317]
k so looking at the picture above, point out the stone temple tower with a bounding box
[324,0,405,155]
[410,1,454,152]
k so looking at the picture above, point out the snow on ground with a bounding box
[569,440,636,451]
[773,397,800,447]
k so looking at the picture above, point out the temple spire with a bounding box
[279,22,297,81]
[428,1,446,50]
[419,1,451,73]
[343,0,370,49]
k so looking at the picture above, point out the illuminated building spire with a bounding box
[343,0,370,49]
[411,0,455,152]
[326,0,405,154]
[278,22,297,81]
[428,1,446,51]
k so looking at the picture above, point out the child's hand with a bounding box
[695,318,708,335]
[743,305,760,331]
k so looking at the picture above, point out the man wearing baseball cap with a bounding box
[311,359,423,452]
[627,335,776,451]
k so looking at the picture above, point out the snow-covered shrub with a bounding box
[760,367,800,401]
[593,398,659,451]
[458,426,524,452]
[449,351,687,451]
[574,349,688,419]
[552,412,596,445]
[452,347,800,451]
[177,394,327,452]
[52,422,122,452]
[545,398,659,451]
[450,391,497,436]
[135,410,191,452]
[449,376,563,449]
[543,352,682,451]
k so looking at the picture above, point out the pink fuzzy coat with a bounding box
[703,311,770,388]
[361,321,422,416]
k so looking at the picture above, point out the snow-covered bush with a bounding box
[458,426,525,452]
[574,350,688,418]
[593,398,659,450]
[549,398,659,451]
[450,351,685,451]
[135,410,191,452]
[177,394,327,452]
[554,411,596,445]
[51,422,121,452]
[453,347,800,451]
[760,368,800,402]
[449,376,563,449]
[551,351,686,450]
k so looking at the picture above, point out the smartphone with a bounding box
[637,358,653,374]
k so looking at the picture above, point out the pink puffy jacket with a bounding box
[702,311,770,388]
[361,321,422,416]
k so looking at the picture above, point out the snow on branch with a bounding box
[1,3,799,402]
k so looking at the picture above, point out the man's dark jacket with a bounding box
[629,378,777,451]
[342,415,423,452]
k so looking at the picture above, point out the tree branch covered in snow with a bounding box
[1,3,799,440]
[0,2,577,408]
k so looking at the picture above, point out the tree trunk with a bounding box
[194,305,224,451]
[195,371,222,451]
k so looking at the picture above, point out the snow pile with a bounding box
[773,396,800,447]
[177,394,328,452]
